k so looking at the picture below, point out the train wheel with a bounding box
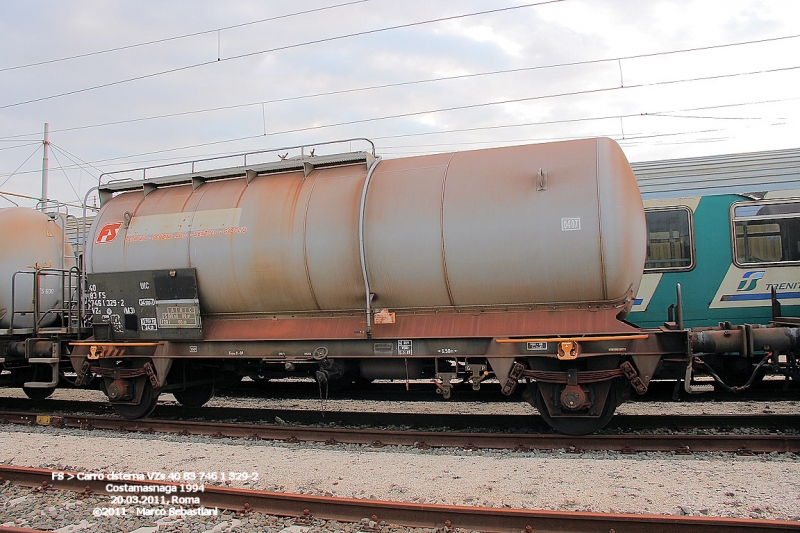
[111,379,159,419]
[173,383,214,408]
[531,382,618,436]
[23,385,56,400]
[21,365,57,400]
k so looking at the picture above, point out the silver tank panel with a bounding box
[0,207,76,329]
[87,138,645,315]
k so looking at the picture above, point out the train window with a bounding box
[732,200,800,265]
[644,207,694,272]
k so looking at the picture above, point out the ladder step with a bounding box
[28,358,59,363]
[689,383,715,393]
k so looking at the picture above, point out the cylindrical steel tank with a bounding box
[0,207,76,329]
[87,138,645,316]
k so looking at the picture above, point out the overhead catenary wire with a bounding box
[237,64,800,136]
[49,143,108,179]
[3,9,796,206]
[65,63,787,158]
[381,114,795,155]
[48,146,81,202]
[0,122,753,181]
[0,142,41,152]
[2,60,797,181]
[1,95,797,180]
[0,0,371,73]
[649,113,769,120]
[2,31,799,140]
[0,189,93,210]
[2,93,795,181]
[0,193,19,206]
[0,0,565,110]
[377,128,730,150]
[369,100,797,141]
[377,127,758,156]
[0,144,43,188]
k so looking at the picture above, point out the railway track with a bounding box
[3,374,797,405]
[1,409,798,453]
[1,465,798,533]
[215,378,800,402]
[1,396,799,432]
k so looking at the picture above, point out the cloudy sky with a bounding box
[1,0,799,208]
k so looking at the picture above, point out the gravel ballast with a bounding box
[1,388,799,531]
[0,422,799,528]
[1,386,799,415]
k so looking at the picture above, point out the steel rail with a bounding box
[0,465,797,533]
[1,397,799,431]
[1,411,798,453]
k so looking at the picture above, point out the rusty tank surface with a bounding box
[68,137,668,432]
[59,136,749,435]
[0,207,76,330]
[87,137,645,332]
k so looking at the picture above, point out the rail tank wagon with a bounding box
[87,138,645,317]
[0,208,75,329]
[72,137,671,433]
[0,207,80,398]
[0,207,75,329]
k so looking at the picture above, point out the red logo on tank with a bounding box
[95,222,123,244]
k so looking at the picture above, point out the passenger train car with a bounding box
[628,149,800,386]
[632,191,800,329]
[630,148,800,328]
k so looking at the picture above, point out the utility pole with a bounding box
[41,122,49,206]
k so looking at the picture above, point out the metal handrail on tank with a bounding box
[34,200,90,334]
[8,267,83,335]
[81,138,376,296]
[94,138,377,187]
[33,267,83,333]
[61,265,84,333]
[358,155,383,337]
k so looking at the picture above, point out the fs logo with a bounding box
[737,270,765,291]
[95,222,123,244]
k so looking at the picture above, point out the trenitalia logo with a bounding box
[95,222,123,244]
[737,270,765,291]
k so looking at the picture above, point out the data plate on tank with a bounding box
[155,300,200,328]
[87,268,202,341]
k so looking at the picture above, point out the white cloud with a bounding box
[1,0,799,207]
[441,21,525,57]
